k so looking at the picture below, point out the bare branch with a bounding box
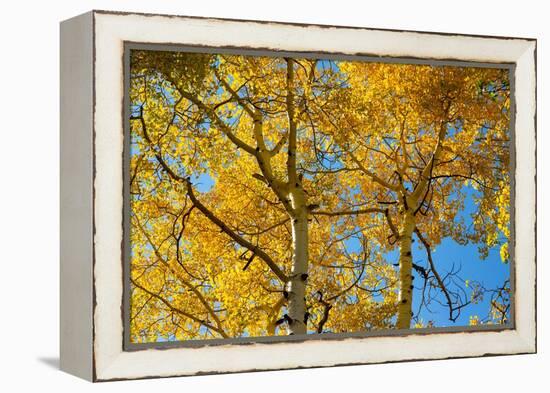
[415,227,457,322]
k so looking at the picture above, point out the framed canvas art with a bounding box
[60,10,537,381]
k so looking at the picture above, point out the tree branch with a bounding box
[316,291,332,333]
[347,150,402,193]
[384,209,400,244]
[133,215,225,332]
[176,89,258,156]
[411,118,449,202]
[214,68,257,119]
[185,181,288,282]
[131,278,229,338]
[269,133,288,157]
[285,58,298,185]
[414,227,457,322]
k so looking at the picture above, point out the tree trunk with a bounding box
[286,186,309,335]
[396,209,416,329]
[395,121,447,328]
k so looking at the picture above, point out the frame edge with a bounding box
[60,11,95,382]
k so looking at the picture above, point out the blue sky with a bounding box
[408,188,509,326]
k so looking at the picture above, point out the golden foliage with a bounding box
[129,50,510,342]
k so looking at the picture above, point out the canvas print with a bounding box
[126,48,512,345]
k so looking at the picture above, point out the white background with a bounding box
[0,0,545,391]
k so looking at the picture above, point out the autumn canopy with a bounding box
[128,50,511,343]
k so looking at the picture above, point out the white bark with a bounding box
[286,187,309,335]
[396,208,416,329]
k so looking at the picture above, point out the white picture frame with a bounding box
[60,10,536,381]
